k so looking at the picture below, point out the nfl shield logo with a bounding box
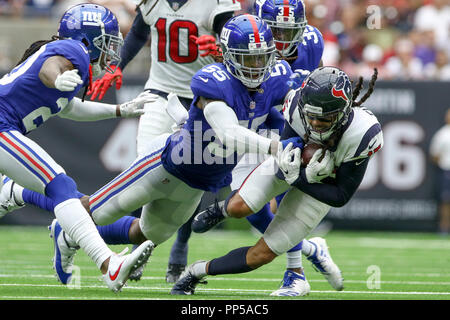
[172,2,180,10]
[249,101,256,109]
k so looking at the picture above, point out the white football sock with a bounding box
[54,198,113,269]
[12,182,24,205]
[286,250,303,269]
[192,261,208,278]
[301,240,316,257]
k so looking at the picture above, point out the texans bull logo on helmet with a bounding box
[331,71,352,103]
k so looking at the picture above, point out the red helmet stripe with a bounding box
[246,14,260,43]
[283,0,290,17]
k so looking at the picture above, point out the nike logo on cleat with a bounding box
[109,261,124,281]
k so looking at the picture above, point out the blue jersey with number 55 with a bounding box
[0,39,90,135]
[161,61,293,192]
[290,25,324,72]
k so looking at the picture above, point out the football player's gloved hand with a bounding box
[88,65,123,101]
[287,69,310,90]
[273,136,304,168]
[280,136,304,151]
[277,142,302,185]
[189,35,222,57]
[305,149,334,184]
[117,91,158,118]
[54,69,83,91]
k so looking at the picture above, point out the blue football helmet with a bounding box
[298,67,353,143]
[255,0,307,57]
[57,3,123,75]
[220,14,277,88]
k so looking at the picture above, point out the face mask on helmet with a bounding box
[301,103,349,142]
[221,14,277,89]
[58,4,124,76]
[298,67,353,143]
[91,31,123,76]
[255,0,307,57]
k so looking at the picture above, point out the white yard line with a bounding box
[0,283,449,296]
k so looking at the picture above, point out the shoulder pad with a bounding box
[191,64,232,100]
[342,108,384,162]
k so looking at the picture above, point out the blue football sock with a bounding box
[246,198,303,253]
[22,189,86,212]
[246,203,274,234]
[96,216,135,245]
[22,189,54,211]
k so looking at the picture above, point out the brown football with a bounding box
[301,143,324,167]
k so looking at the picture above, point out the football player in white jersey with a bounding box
[86,0,241,282]
[171,66,384,296]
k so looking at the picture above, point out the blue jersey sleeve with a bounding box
[48,39,90,85]
[291,25,324,72]
[270,60,294,104]
[191,64,229,101]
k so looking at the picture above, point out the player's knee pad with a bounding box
[45,174,79,207]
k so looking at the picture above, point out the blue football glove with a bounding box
[287,69,311,89]
[281,136,305,150]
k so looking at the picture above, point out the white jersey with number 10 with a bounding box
[135,0,241,99]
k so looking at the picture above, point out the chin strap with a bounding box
[81,65,93,102]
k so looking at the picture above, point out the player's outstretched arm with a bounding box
[59,91,158,121]
[88,8,150,100]
[200,98,303,157]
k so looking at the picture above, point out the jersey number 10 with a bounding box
[155,18,199,64]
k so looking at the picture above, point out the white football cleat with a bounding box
[103,240,154,292]
[0,178,25,218]
[49,219,79,284]
[270,270,311,297]
[306,237,344,291]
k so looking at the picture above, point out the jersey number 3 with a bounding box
[156,18,199,63]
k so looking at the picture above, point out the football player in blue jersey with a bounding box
[190,0,330,296]
[85,0,241,284]
[171,66,383,296]
[1,14,304,287]
[0,3,157,292]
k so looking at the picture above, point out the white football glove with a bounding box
[166,92,189,126]
[118,91,159,118]
[54,69,83,91]
[277,142,302,185]
[305,149,334,184]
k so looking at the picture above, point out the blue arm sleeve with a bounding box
[280,121,299,139]
[118,8,150,71]
[264,107,285,133]
[291,158,369,207]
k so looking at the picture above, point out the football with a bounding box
[301,143,324,167]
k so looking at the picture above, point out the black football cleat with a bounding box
[170,261,207,295]
[165,263,186,283]
[191,199,226,233]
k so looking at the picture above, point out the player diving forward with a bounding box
[86,0,241,283]
[191,0,330,296]
[171,66,383,296]
[0,3,157,292]
[0,14,304,287]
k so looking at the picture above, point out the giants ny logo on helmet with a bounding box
[331,71,352,104]
[82,11,103,26]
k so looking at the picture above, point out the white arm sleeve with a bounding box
[58,97,116,121]
[203,101,273,155]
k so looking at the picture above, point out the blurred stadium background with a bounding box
[0,0,449,233]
